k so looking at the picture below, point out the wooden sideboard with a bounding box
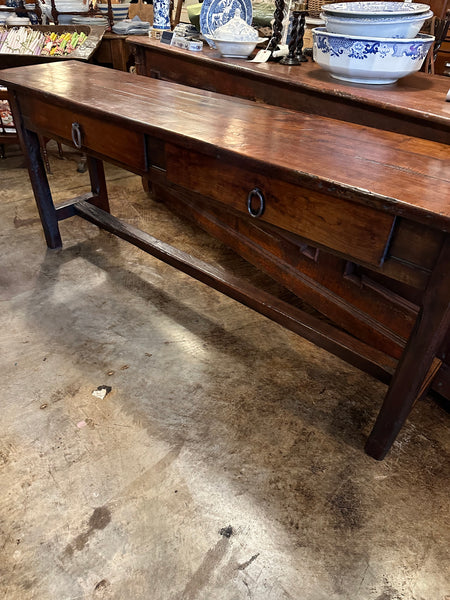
[435,28,450,75]
[94,32,134,72]
[1,61,449,460]
[128,37,450,143]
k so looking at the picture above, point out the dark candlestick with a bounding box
[280,2,308,66]
[280,4,301,65]
[295,2,308,62]
[268,0,285,52]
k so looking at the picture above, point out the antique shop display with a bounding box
[0,26,87,54]
[312,1,435,83]
[0,24,103,68]
[0,24,103,66]
[38,0,89,22]
[1,61,449,460]
[0,1,39,24]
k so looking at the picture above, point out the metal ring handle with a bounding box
[247,188,265,218]
[71,122,82,150]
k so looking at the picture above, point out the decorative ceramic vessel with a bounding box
[152,0,171,29]
[212,37,267,57]
[321,2,431,17]
[211,9,262,57]
[312,27,434,84]
[320,9,432,38]
[213,9,258,38]
[200,0,253,43]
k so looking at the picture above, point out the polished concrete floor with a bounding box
[1,143,449,600]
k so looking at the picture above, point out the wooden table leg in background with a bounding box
[86,156,110,213]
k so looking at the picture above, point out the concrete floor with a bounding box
[1,143,449,600]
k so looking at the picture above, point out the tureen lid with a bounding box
[212,9,258,40]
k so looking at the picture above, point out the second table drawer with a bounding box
[165,144,396,268]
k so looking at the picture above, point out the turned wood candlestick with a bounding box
[268,0,285,52]
[280,2,308,65]
[295,2,308,62]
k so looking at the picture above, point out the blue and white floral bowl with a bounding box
[321,2,431,17]
[312,28,434,84]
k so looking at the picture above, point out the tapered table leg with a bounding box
[8,90,62,249]
[365,236,450,459]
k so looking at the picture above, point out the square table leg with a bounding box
[365,236,450,459]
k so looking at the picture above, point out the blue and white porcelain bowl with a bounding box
[321,2,431,17]
[211,37,267,58]
[312,28,434,84]
[97,3,130,20]
[320,9,433,38]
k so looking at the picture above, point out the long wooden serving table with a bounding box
[1,61,449,460]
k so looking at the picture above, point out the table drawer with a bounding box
[166,144,396,268]
[20,96,146,173]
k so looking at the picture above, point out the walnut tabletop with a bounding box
[1,60,449,460]
[127,37,450,144]
[2,61,450,229]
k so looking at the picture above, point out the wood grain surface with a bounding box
[128,37,450,131]
[1,61,449,230]
[2,61,449,458]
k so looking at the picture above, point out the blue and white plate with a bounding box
[322,2,431,16]
[200,0,253,43]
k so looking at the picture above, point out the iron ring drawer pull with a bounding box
[247,188,265,218]
[71,122,83,150]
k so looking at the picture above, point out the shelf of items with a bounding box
[0,86,18,158]
[0,24,105,66]
[0,23,104,163]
